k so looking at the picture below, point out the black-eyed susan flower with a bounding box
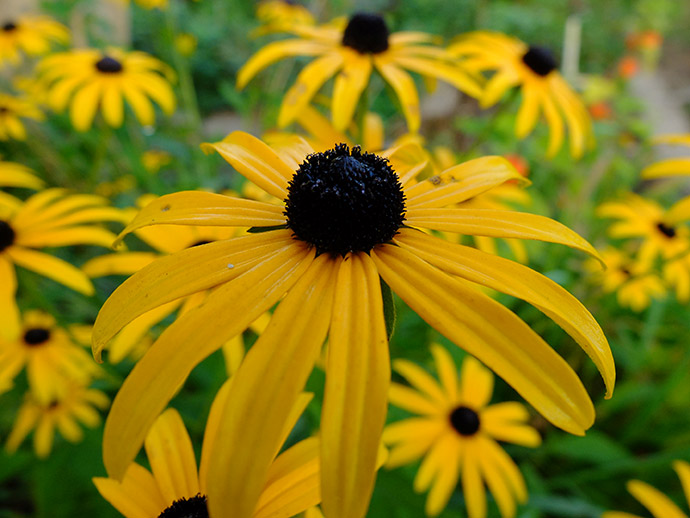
[0,15,69,67]
[93,132,614,518]
[254,0,315,36]
[0,189,125,339]
[0,310,100,404]
[38,48,175,131]
[384,345,540,517]
[448,31,593,159]
[603,461,690,518]
[0,93,44,141]
[237,12,481,133]
[5,382,109,458]
[0,159,44,190]
[94,379,320,518]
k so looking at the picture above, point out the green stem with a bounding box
[461,87,518,159]
[355,86,370,148]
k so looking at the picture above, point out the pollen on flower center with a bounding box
[342,12,390,54]
[2,22,17,32]
[0,220,15,252]
[522,46,558,77]
[158,494,209,518]
[23,328,51,346]
[449,405,480,436]
[284,143,406,256]
[657,222,677,238]
[95,55,124,74]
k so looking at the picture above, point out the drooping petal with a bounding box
[82,252,160,278]
[375,59,421,133]
[642,158,690,179]
[462,446,487,518]
[70,79,102,131]
[331,52,373,131]
[0,256,20,340]
[101,83,124,127]
[8,247,94,295]
[15,226,117,248]
[627,480,686,518]
[477,436,518,518]
[425,436,462,517]
[515,86,540,138]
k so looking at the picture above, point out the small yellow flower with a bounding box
[5,382,109,458]
[254,0,316,36]
[38,48,176,131]
[142,149,172,174]
[384,345,540,517]
[603,460,690,518]
[449,31,594,159]
[238,12,481,133]
[0,15,69,67]
[174,33,198,57]
[0,93,44,141]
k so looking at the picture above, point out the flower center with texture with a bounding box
[449,405,480,436]
[342,12,390,54]
[95,55,124,74]
[2,22,17,32]
[284,143,406,256]
[0,220,15,252]
[23,328,51,346]
[158,494,209,518]
[657,222,677,238]
[522,46,557,77]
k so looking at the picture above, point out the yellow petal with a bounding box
[642,159,690,179]
[541,90,564,158]
[93,463,167,518]
[627,480,686,518]
[102,83,124,127]
[477,436,518,518]
[460,356,494,409]
[463,446,487,518]
[430,344,458,402]
[0,256,20,340]
[122,81,155,126]
[384,419,444,468]
[8,247,94,295]
[674,460,690,510]
[392,55,482,99]
[515,86,540,138]
[82,252,160,278]
[480,69,518,108]
[481,426,527,503]
[388,383,441,416]
[392,358,447,405]
[424,435,461,517]
[375,60,420,133]
[70,80,102,131]
[16,226,117,249]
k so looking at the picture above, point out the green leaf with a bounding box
[247,224,288,233]
[381,278,396,340]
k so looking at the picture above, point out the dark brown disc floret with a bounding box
[522,46,558,77]
[342,12,390,54]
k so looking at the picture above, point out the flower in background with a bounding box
[0,189,125,339]
[141,149,172,174]
[0,15,69,67]
[174,33,198,57]
[384,345,540,517]
[0,93,44,141]
[0,311,100,404]
[93,132,613,518]
[254,0,315,36]
[94,379,320,518]
[5,382,109,458]
[38,48,175,131]
[237,12,481,133]
[642,134,690,179]
[618,56,640,79]
[448,31,593,159]
[0,159,44,191]
[603,460,690,518]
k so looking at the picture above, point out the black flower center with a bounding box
[2,22,17,32]
[657,222,677,238]
[284,144,406,256]
[342,12,389,54]
[23,328,51,346]
[0,106,9,114]
[522,46,557,77]
[620,267,632,277]
[95,55,123,74]
[449,405,480,436]
[158,494,208,518]
[0,220,15,252]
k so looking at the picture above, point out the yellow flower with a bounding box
[0,188,125,339]
[0,310,100,404]
[603,461,690,518]
[0,159,44,190]
[0,93,44,141]
[384,345,540,517]
[254,0,316,36]
[93,132,613,518]
[448,31,593,159]
[141,149,172,174]
[174,33,198,57]
[38,48,176,131]
[238,12,481,133]
[0,15,69,67]
[94,379,320,518]
[5,382,109,458]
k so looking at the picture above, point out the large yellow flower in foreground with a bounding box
[0,15,69,67]
[0,93,44,140]
[238,12,481,133]
[38,48,175,131]
[94,379,320,518]
[384,345,540,517]
[448,31,593,159]
[94,132,613,518]
[603,461,690,518]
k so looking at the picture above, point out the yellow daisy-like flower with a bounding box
[448,31,593,159]
[93,132,613,518]
[603,460,690,518]
[384,345,540,517]
[0,159,44,190]
[0,310,100,403]
[0,15,69,67]
[38,48,176,131]
[597,194,690,266]
[141,149,172,174]
[0,93,44,141]
[94,379,320,518]
[238,12,481,133]
[254,0,316,36]
[0,188,125,339]
[5,382,109,458]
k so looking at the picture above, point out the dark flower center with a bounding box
[0,106,9,114]
[620,267,632,277]
[449,405,480,436]
[342,12,389,54]
[158,494,208,518]
[0,220,15,252]
[95,56,124,74]
[284,144,406,256]
[2,22,17,32]
[23,328,51,346]
[522,46,557,77]
[657,222,676,238]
